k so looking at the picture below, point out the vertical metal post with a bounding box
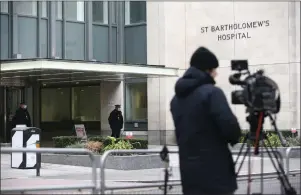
[279,151,285,195]
[11,2,19,58]
[62,1,66,59]
[49,1,56,58]
[285,147,292,175]
[260,140,264,194]
[117,1,125,63]
[108,1,113,62]
[36,141,40,176]
[85,1,93,61]
[37,1,41,57]
[3,87,7,142]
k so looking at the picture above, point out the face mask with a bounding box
[23,105,27,109]
[117,108,120,111]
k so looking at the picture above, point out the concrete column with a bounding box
[24,87,33,122]
[288,2,300,135]
[100,81,124,136]
[147,77,167,145]
[32,84,40,128]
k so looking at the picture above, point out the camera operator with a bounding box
[170,47,242,195]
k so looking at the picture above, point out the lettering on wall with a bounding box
[201,20,270,41]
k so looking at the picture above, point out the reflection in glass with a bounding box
[56,1,62,20]
[41,1,47,18]
[92,1,108,24]
[0,1,8,13]
[72,86,100,121]
[41,88,71,122]
[125,82,147,121]
[15,1,37,16]
[125,1,146,25]
[65,1,85,22]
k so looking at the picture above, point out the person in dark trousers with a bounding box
[170,47,242,195]
[12,102,32,128]
[108,104,124,138]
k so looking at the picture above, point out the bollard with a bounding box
[36,141,41,177]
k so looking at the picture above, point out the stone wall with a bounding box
[147,2,301,145]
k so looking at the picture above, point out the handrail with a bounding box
[1,147,97,194]
[100,149,178,194]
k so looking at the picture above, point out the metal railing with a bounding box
[0,147,98,194]
[100,149,179,194]
[1,146,299,194]
[99,147,301,194]
[285,146,301,194]
[286,146,300,174]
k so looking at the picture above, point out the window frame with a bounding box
[124,1,146,25]
[92,1,108,25]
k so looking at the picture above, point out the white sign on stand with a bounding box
[74,124,87,140]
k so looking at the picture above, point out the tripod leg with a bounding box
[236,140,250,176]
[260,140,264,194]
[247,140,252,195]
[235,134,249,176]
[262,140,296,195]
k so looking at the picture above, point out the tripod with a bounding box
[159,145,173,195]
[234,111,297,195]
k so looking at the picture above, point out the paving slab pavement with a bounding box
[1,151,300,194]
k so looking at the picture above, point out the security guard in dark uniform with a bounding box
[108,105,124,138]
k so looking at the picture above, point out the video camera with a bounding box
[229,60,281,114]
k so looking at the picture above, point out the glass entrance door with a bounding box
[3,87,24,142]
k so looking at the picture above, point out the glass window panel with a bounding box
[0,1,8,13]
[16,1,37,16]
[125,82,147,121]
[41,1,47,18]
[125,1,146,25]
[92,1,108,24]
[65,1,84,22]
[72,86,100,122]
[76,1,84,21]
[41,88,71,122]
[130,1,146,24]
[111,1,116,24]
[56,1,62,20]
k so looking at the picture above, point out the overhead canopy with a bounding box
[0,59,179,86]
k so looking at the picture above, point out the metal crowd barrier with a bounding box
[285,146,301,194]
[0,147,98,194]
[100,149,179,194]
[99,148,299,194]
[286,147,300,174]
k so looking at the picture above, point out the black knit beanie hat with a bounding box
[190,47,219,71]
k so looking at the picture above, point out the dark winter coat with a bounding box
[170,67,242,195]
[108,109,124,130]
[12,107,32,128]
